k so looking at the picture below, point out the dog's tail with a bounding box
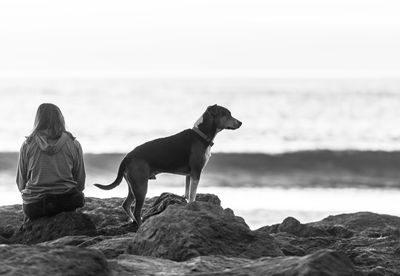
[94,159,127,190]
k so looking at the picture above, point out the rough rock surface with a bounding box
[111,249,358,276]
[10,212,96,244]
[127,201,283,261]
[1,194,400,275]
[260,212,400,275]
[0,244,110,276]
[0,204,24,239]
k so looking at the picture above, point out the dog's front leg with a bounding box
[188,151,203,203]
[184,175,190,200]
[188,167,201,202]
[188,177,199,203]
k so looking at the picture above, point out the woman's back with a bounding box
[16,103,86,220]
[17,131,85,204]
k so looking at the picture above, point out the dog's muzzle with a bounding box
[227,119,242,130]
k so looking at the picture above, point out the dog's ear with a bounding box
[207,104,219,116]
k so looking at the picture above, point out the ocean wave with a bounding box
[2,150,400,189]
[2,150,400,172]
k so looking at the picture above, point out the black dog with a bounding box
[94,104,242,226]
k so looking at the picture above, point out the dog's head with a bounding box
[204,104,242,131]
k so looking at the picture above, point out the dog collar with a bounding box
[192,127,214,146]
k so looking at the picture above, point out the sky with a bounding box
[0,0,400,78]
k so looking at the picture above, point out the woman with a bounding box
[16,103,86,220]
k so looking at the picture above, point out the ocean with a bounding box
[1,77,400,229]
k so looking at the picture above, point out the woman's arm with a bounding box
[16,142,28,191]
[72,140,86,191]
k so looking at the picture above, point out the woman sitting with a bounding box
[16,103,86,220]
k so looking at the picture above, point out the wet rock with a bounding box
[80,197,128,230]
[39,235,100,247]
[195,193,221,205]
[0,244,110,276]
[208,249,359,276]
[142,193,187,221]
[262,216,330,238]
[111,254,255,275]
[0,204,24,239]
[10,212,96,244]
[3,195,400,275]
[142,192,222,222]
[127,201,283,261]
[87,233,136,259]
[310,212,400,233]
[111,249,358,276]
[268,212,400,275]
[0,236,9,244]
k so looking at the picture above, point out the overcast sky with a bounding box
[0,0,399,77]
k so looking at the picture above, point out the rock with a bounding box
[39,235,99,247]
[142,193,187,221]
[0,244,110,276]
[111,250,358,276]
[111,254,254,275]
[142,192,222,222]
[3,195,400,275]
[127,201,283,261]
[311,212,400,235]
[10,212,96,244]
[88,233,136,259]
[262,216,330,238]
[96,223,138,236]
[208,249,359,276]
[268,212,400,275]
[80,197,128,230]
[0,236,9,244]
[0,204,24,239]
[195,193,221,205]
[0,193,220,238]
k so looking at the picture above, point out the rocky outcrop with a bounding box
[127,200,283,261]
[261,212,400,275]
[1,194,400,275]
[0,204,24,239]
[112,249,358,276]
[0,244,110,276]
[10,212,96,244]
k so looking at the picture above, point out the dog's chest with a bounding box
[203,146,212,168]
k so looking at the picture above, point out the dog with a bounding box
[94,104,242,226]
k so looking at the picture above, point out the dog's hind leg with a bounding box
[132,181,147,227]
[122,187,136,223]
[126,161,149,227]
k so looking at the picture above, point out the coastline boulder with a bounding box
[0,204,24,239]
[0,244,110,276]
[112,249,358,276]
[10,212,96,244]
[127,201,283,261]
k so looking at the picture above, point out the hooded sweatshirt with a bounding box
[16,132,85,204]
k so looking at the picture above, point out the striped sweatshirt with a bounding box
[16,132,86,204]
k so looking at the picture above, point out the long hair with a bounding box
[29,103,66,139]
